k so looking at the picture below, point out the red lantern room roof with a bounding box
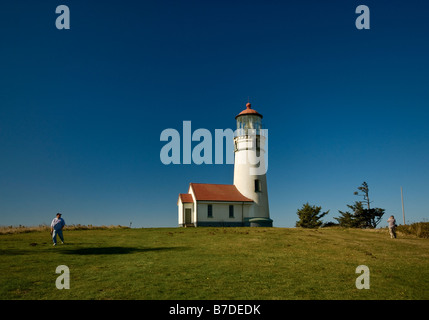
[235,102,263,119]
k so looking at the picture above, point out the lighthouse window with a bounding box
[208,204,213,218]
[229,205,234,218]
[255,179,261,192]
[255,136,260,156]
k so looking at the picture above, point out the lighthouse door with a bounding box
[185,208,192,225]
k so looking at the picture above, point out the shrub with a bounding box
[296,203,329,228]
[396,222,429,238]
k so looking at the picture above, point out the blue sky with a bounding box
[0,0,428,228]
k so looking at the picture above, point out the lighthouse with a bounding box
[233,102,272,227]
[177,101,272,227]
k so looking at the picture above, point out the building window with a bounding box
[229,205,234,218]
[208,204,213,218]
[255,179,261,192]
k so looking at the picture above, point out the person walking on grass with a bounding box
[51,213,66,246]
[387,215,397,239]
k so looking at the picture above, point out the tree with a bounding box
[354,181,371,209]
[335,201,365,228]
[335,182,385,228]
[360,207,385,229]
[296,203,329,228]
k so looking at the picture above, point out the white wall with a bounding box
[197,202,250,224]
[233,135,270,219]
[178,199,183,225]
[178,199,194,226]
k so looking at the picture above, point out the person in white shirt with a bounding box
[387,215,397,239]
[51,213,66,246]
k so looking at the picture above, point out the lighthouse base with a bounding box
[248,218,273,227]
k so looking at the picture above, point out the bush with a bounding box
[396,222,429,238]
[296,203,329,228]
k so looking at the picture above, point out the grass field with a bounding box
[1,226,428,300]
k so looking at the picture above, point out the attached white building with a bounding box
[178,102,272,227]
[178,183,253,227]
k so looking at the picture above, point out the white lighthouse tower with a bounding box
[233,102,272,227]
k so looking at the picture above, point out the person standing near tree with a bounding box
[51,213,66,246]
[387,215,397,239]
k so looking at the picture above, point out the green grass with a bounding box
[1,227,428,300]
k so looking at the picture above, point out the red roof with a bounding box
[178,193,193,203]
[235,103,263,119]
[189,183,253,202]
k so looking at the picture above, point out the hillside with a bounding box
[1,227,428,299]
